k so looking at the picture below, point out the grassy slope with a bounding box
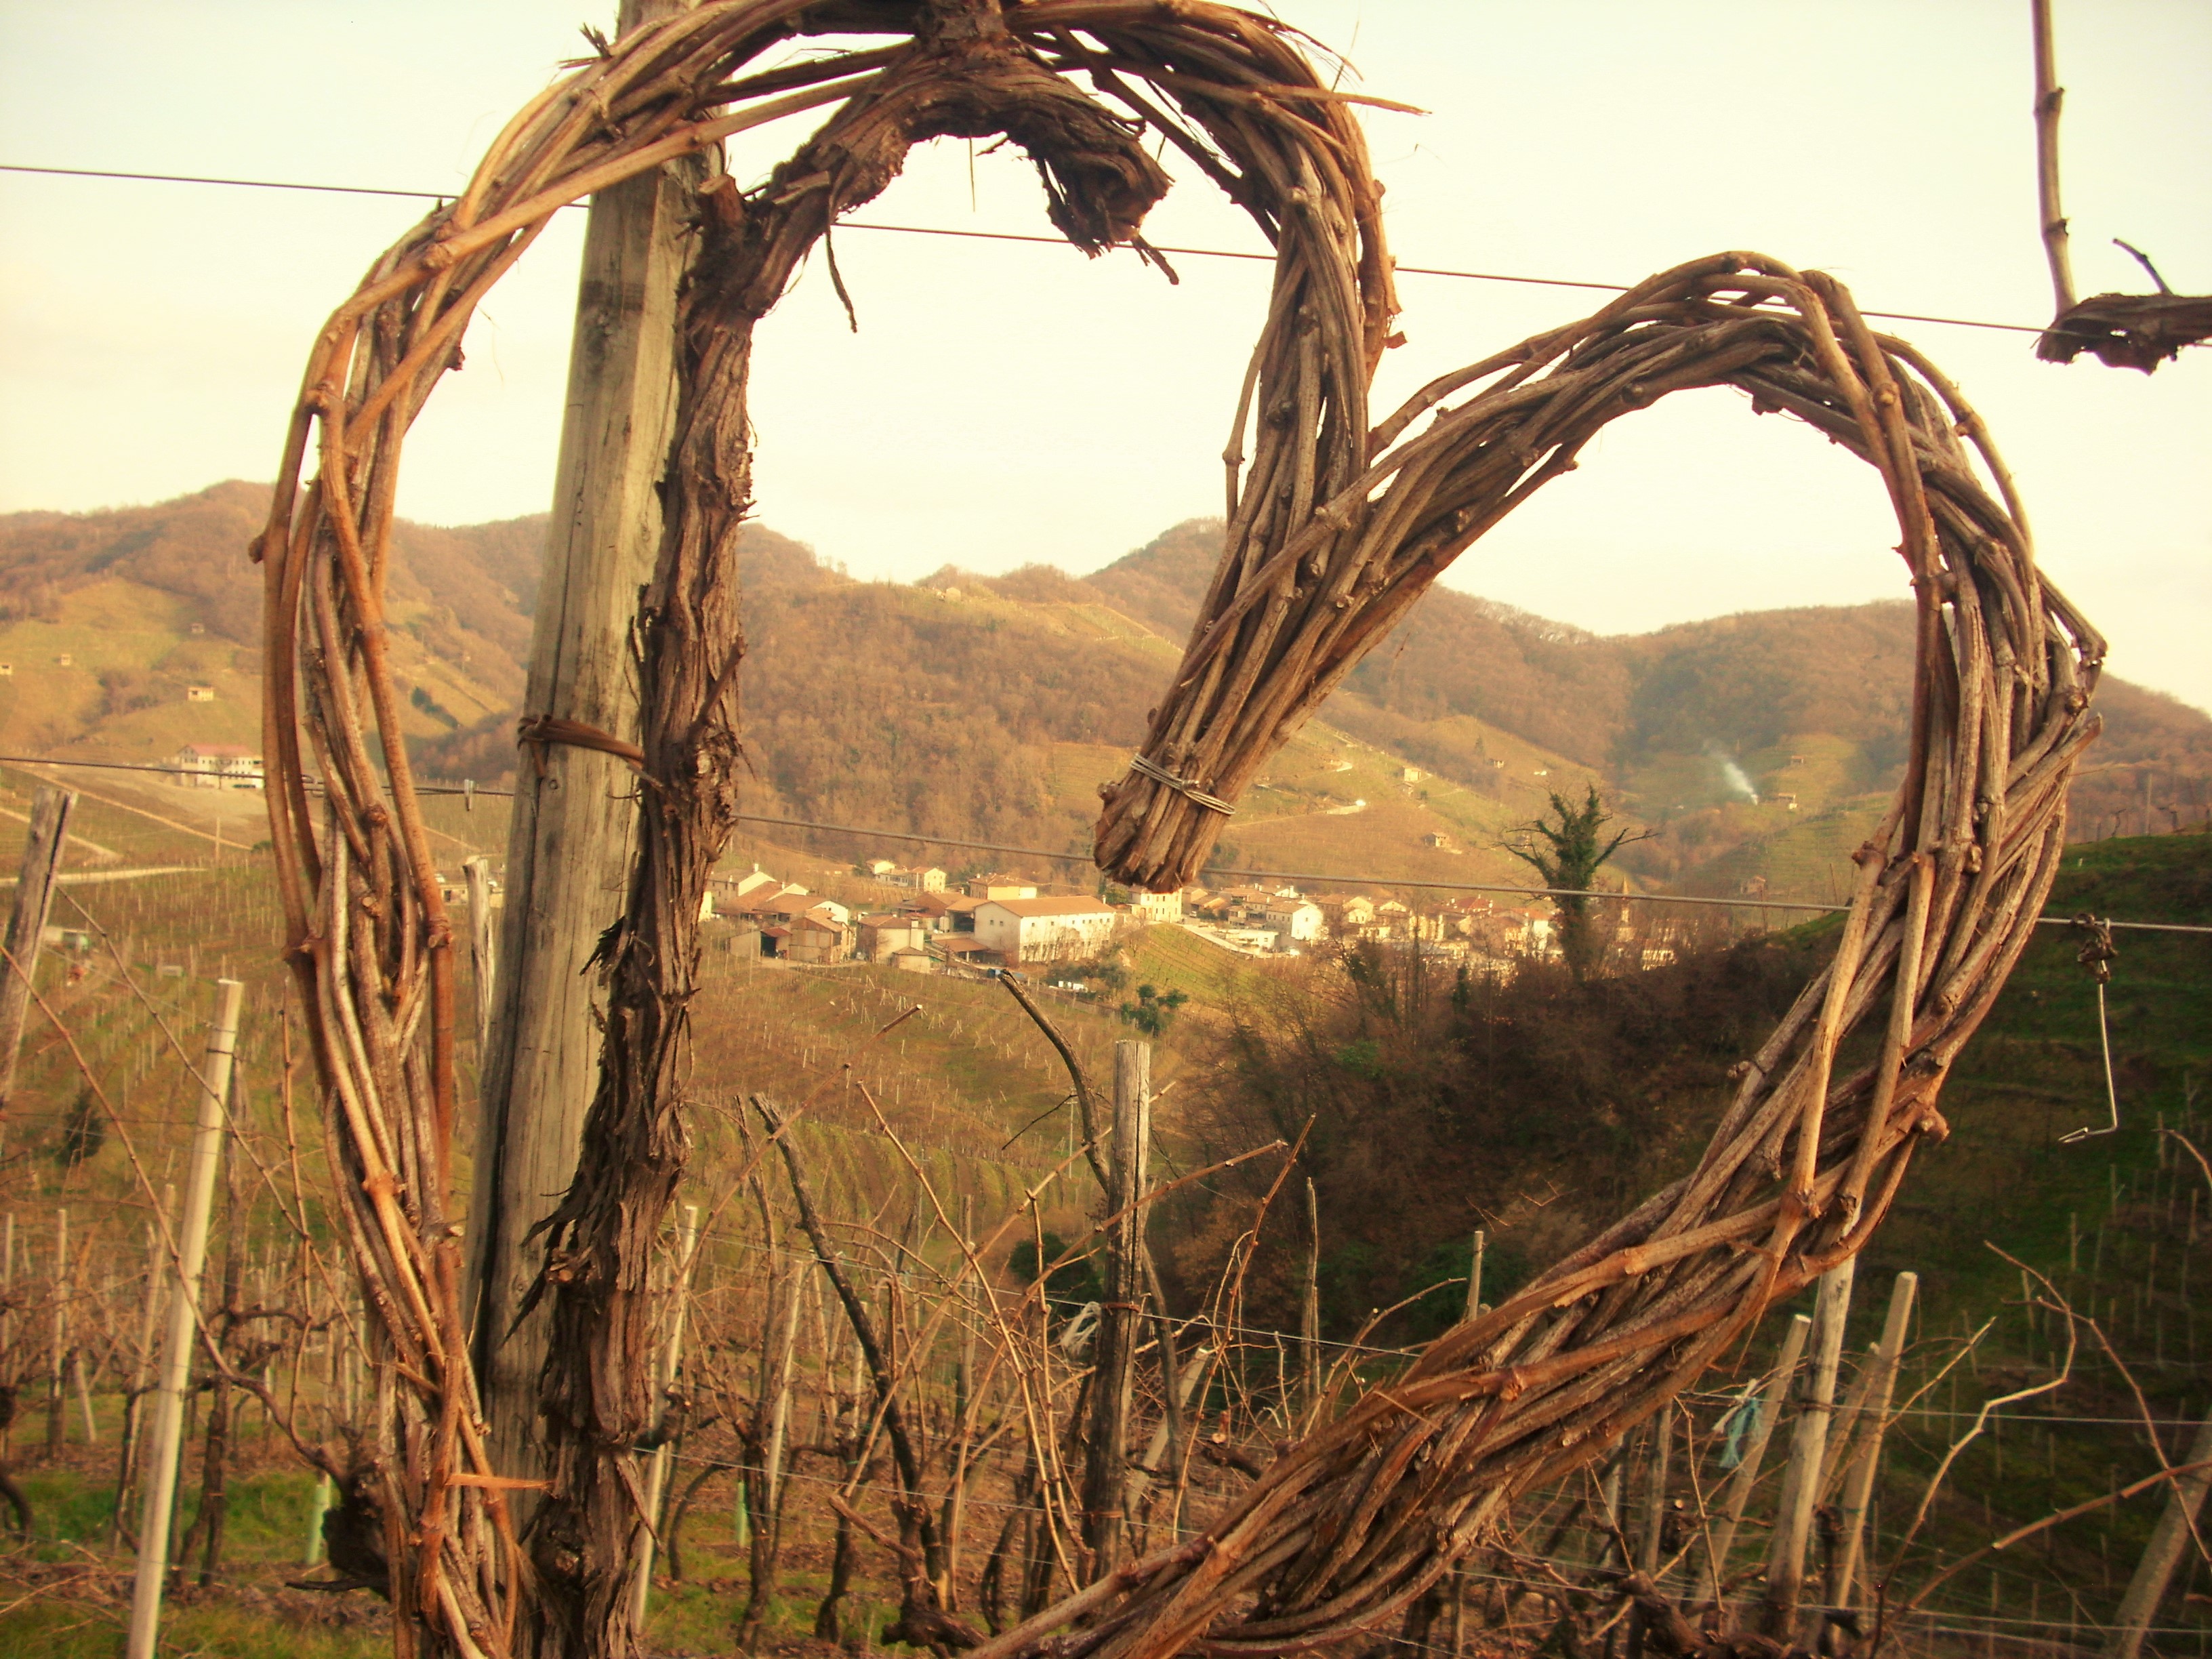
[2,788,2203,1647]
[0,813,1160,1654]
[1779,832,2212,1631]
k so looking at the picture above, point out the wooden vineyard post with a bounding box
[1761,1261,1856,1638]
[461,0,705,1500]
[43,1212,67,1451]
[125,979,243,1659]
[111,1195,169,1545]
[947,1193,979,1593]
[0,784,75,1158]
[1082,1040,1151,1578]
[1301,1179,1322,1419]
[1699,1311,1811,1614]
[1447,1227,1484,1658]
[1830,1271,1917,1623]
[628,1203,700,1627]
[464,853,497,1046]
[2106,1404,2212,1659]
[46,1207,68,1454]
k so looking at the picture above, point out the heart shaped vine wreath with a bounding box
[253,3,2102,1656]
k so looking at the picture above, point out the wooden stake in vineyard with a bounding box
[1698,1313,1811,1614]
[125,979,243,1659]
[1763,1261,1856,1639]
[0,784,75,1159]
[460,0,705,1507]
[1829,1270,1917,1621]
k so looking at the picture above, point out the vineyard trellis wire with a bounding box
[251,2,2102,1658]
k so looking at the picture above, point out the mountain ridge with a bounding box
[1,485,2203,900]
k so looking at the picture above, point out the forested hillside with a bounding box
[1084,518,2212,883]
[3,485,2205,900]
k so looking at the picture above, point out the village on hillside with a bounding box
[701,856,1683,979]
[138,739,1683,980]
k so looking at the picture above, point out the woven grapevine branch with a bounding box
[1052,254,2106,1653]
[253,1,2101,1655]
[255,2,1392,1653]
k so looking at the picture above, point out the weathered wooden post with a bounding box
[947,1192,980,1592]
[2106,1404,2212,1659]
[1301,1179,1322,1417]
[1698,1312,1811,1613]
[0,785,75,1158]
[112,1210,167,1546]
[1830,1271,1917,1622]
[1762,1261,1856,1638]
[125,979,243,1659]
[461,0,705,1498]
[46,1207,68,1453]
[464,853,497,1047]
[1082,1040,1150,1578]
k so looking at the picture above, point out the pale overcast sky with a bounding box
[2,3,2206,709]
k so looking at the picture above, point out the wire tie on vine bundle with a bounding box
[1126,752,1235,817]
[2060,913,2121,1144]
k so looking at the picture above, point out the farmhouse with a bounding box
[884,865,947,892]
[169,742,264,789]
[1129,888,1183,924]
[901,890,979,932]
[1261,899,1324,944]
[937,935,1004,968]
[1311,893,1376,933]
[965,872,1038,901]
[760,888,848,927]
[971,896,1118,964]
[856,913,931,962]
[783,911,847,965]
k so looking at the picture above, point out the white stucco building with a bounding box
[1131,888,1184,924]
[170,743,264,789]
[972,897,1119,963]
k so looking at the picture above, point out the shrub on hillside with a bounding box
[1158,926,1825,1345]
